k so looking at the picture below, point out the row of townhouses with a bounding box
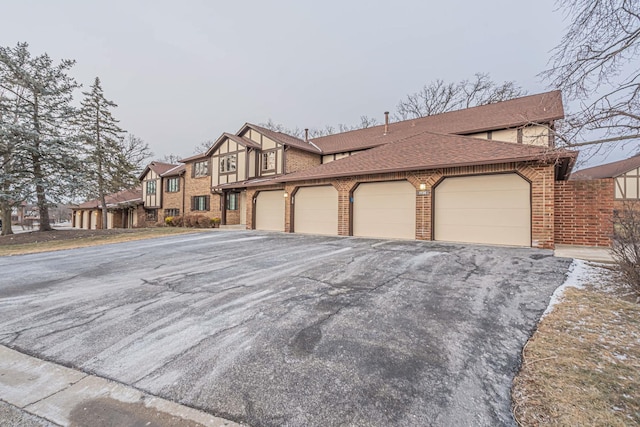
[72,90,639,249]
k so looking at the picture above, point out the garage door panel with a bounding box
[294,186,338,235]
[255,190,285,231]
[437,189,528,209]
[353,181,415,240]
[434,174,530,246]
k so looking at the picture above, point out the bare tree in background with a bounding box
[157,153,182,164]
[193,140,215,154]
[395,73,526,120]
[260,115,379,139]
[542,0,640,152]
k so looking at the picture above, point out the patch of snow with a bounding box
[542,259,593,318]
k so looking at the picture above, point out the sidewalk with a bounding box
[0,346,241,427]
[554,244,614,263]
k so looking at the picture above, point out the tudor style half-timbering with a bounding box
[139,161,181,223]
[207,124,321,225]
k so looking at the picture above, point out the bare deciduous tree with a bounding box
[542,0,640,151]
[193,140,215,154]
[611,203,640,300]
[395,73,526,120]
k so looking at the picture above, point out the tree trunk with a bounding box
[0,202,13,236]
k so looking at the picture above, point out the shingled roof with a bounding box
[76,187,143,209]
[243,123,321,153]
[138,161,182,180]
[311,91,564,154]
[570,154,640,180]
[161,163,186,177]
[272,131,577,183]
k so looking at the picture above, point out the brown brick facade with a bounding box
[159,176,185,223]
[248,161,557,249]
[285,148,321,174]
[183,163,220,219]
[554,179,614,247]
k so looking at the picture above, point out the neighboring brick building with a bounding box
[72,187,144,230]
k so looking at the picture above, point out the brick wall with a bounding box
[183,163,220,218]
[285,148,321,174]
[159,175,185,223]
[554,179,614,246]
[249,161,557,249]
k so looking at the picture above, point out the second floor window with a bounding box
[146,180,156,195]
[193,160,209,177]
[220,154,237,173]
[262,151,276,171]
[166,177,180,192]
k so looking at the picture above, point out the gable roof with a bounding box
[178,152,209,163]
[241,123,322,153]
[272,131,577,183]
[311,90,564,154]
[76,187,143,209]
[204,132,261,157]
[161,163,186,177]
[138,161,182,181]
[570,154,640,180]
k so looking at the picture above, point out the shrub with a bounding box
[165,216,174,226]
[183,215,197,227]
[611,202,640,299]
[197,215,211,228]
[172,216,183,227]
[211,217,221,228]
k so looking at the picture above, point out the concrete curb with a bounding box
[0,346,241,427]
[554,244,614,263]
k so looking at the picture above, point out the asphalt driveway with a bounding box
[0,231,571,426]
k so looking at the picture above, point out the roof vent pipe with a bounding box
[384,111,389,134]
[304,128,309,142]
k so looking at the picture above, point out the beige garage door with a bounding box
[353,181,416,240]
[294,186,338,235]
[434,174,530,246]
[255,190,285,231]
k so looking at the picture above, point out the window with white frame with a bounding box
[220,154,237,173]
[192,195,210,211]
[166,177,179,192]
[146,180,156,195]
[262,151,276,171]
[193,160,209,177]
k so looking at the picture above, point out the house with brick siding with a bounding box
[139,161,182,225]
[206,91,575,249]
[559,154,640,247]
[137,90,629,249]
[159,164,186,223]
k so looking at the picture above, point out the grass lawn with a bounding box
[0,227,203,256]
[512,264,640,426]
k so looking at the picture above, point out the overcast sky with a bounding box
[1,0,633,167]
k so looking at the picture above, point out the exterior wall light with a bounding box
[283,192,289,198]
[419,183,427,191]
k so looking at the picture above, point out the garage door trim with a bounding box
[251,188,286,230]
[349,179,416,237]
[290,184,337,233]
[431,171,532,244]
[288,184,340,233]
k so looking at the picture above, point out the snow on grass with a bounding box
[542,259,594,318]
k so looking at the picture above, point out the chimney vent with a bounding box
[304,128,309,142]
[384,111,389,134]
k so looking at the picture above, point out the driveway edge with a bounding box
[0,345,241,426]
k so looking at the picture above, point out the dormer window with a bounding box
[220,154,237,173]
[262,151,276,171]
